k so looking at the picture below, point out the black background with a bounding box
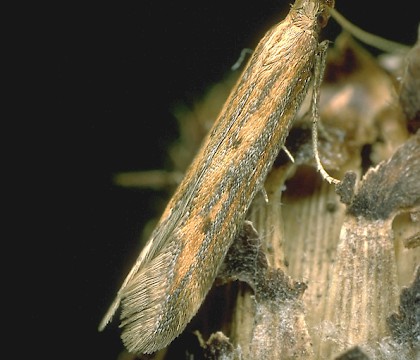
[14,1,418,359]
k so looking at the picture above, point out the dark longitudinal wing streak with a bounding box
[98,79,253,331]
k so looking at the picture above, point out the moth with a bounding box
[99,0,335,354]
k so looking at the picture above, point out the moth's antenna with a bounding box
[329,8,411,54]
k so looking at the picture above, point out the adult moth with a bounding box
[99,0,335,354]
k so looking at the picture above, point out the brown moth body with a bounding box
[99,0,334,354]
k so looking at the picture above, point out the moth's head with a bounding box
[318,0,335,29]
[291,0,334,32]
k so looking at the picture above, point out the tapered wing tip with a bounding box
[98,296,121,332]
